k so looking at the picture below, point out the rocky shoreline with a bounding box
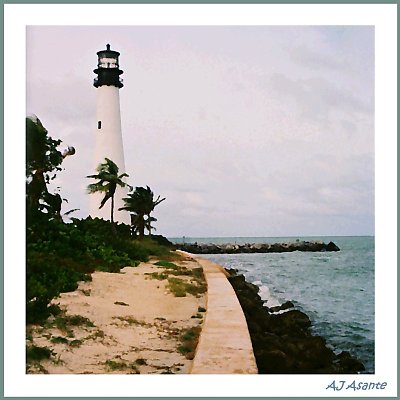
[175,240,340,254]
[226,269,365,374]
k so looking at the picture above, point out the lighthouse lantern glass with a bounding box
[99,56,118,68]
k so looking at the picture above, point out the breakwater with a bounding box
[226,269,365,374]
[176,240,340,254]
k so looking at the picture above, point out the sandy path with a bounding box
[27,255,206,374]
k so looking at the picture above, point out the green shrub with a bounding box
[26,250,91,323]
[154,261,179,269]
[181,329,197,341]
[69,339,83,348]
[177,344,192,354]
[50,336,69,344]
[178,326,201,360]
[26,217,173,323]
[26,345,53,362]
[51,314,95,335]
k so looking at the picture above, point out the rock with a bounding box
[335,351,365,373]
[225,268,238,276]
[269,300,295,313]
[256,349,292,373]
[326,241,340,251]
[175,240,341,254]
[227,273,364,374]
[268,305,281,313]
[280,300,295,311]
[267,310,311,337]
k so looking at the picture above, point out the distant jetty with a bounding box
[175,240,340,254]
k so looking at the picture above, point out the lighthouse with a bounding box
[89,44,130,224]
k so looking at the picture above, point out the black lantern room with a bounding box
[93,44,124,88]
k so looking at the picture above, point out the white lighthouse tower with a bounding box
[89,44,130,224]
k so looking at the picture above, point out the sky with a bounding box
[26,25,375,237]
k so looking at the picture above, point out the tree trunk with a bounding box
[138,216,145,240]
[111,195,116,235]
[110,195,114,223]
[147,214,152,237]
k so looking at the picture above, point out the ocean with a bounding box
[170,236,375,373]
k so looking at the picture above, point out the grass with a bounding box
[56,314,94,333]
[145,272,169,280]
[69,339,83,347]
[167,277,190,297]
[167,277,206,297]
[154,261,180,269]
[178,326,201,360]
[147,260,207,297]
[153,260,193,276]
[49,336,82,347]
[105,359,139,373]
[55,314,95,329]
[44,312,96,337]
[86,329,105,341]
[136,237,173,260]
[112,316,147,326]
[50,336,69,344]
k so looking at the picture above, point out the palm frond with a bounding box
[64,208,80,216]
[87,182,108,194]
[87,158,130,222]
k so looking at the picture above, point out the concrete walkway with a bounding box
[177,251,258,374]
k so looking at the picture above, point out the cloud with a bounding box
[26,25,374,236]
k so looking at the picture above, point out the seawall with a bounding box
[177,251,258,374]
[180,251,365,374]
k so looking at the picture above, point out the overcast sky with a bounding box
[26,25,374,237]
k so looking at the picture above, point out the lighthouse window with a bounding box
[98,121,102,129]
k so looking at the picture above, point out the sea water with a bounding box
[170,236,375,373]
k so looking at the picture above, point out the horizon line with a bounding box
[166,234,375,238]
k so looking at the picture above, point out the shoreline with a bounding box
[225,267,365,374]
[27,248,366,375]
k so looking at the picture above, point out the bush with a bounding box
[26,217,173,323]
[26,250,91,323]
[26,345,53,362]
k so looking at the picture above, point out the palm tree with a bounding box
[119,186,165,239]
[87,158,129,225]
[145,215,158,237]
